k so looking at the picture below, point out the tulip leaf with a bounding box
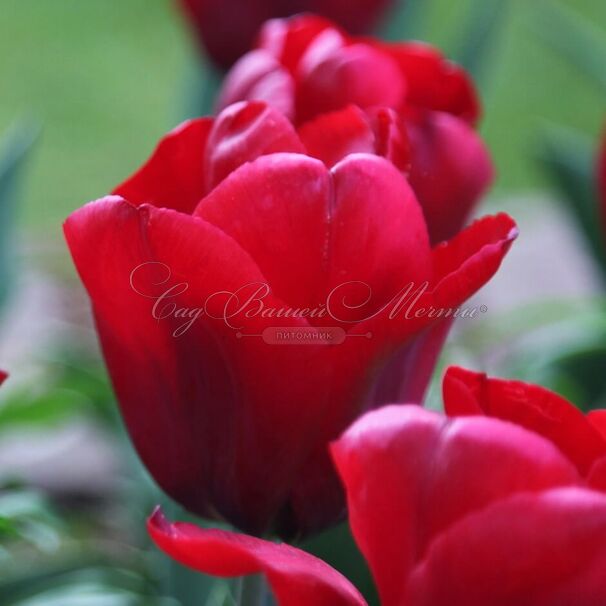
[382,0,430,40]
[0,489,63,547]
[1,557,172,606]
[302,522,379,606]
[530,0,606,95]
[0,121,38,311]
[453,0,511,84]
[538,124,606,280]
[0,388,93,431]
[498,305,606,411]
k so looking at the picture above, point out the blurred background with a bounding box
[0,0,604,604]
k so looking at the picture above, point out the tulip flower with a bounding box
[178,0,394,69]
[148,404,606,605]
[65,101,516,538]
[218,15,492,244]
[0,370,6,385]
[443,366,606,490]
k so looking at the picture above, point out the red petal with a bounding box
[366,106,411,174]
[195,153,431,321]
[217,50,295,120]
[588,457,606,492]
[589,409,606,440]
[362,319,453,408]
[205,101,304,192]
[0,370,7,386]
[298,105,377,167]
[430,213,518,309]
[257,15,338,73]
[64,197,333,535]
[405,488,606,605]
[407,111,493,244]
[381,41,480,124]
[148,508,367,606]
[296,36,405,124]
[331,405,579,606]
[298,105,410,172]
[443,366,606,475]
[113,118,212,214]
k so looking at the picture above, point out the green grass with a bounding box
[0,0,604,235]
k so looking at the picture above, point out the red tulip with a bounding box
[218,15,492,244]
[148,405,606,605]
[178,0,394,69]
[443,366,606,489]
[65,101,516,538]
[0,370,6,385]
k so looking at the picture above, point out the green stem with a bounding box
[237,575,272,606]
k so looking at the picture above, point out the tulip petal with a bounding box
[113,103,305,215]
[0,370,7,385]
[296,36,405,123]
[362,319,453,408]
[430,212,517,308]
[588,457,606,492]
[218,50,295,120]
[205,101,305,192]
[298,105,377,167]
[443,366,606,475]
[589,409,606,440]
[381,41,480,125]
[113,118,213,213]
[64,197,339,535]
[258,15,337,73]
[331,405,580,606]
[195,153,431,319]
[408,111,493,244]
[352,213,516,353]
[405,488,606,605]
[148,508,367,606]
[298,105,410,173]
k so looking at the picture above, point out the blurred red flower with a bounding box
[178,0,394,69]
[149,403,606,605]
[218,15,492,244]
[64,102,515,538]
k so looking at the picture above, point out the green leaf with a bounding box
[0,489,63,550]
[453,0,511,84]
[530,0,606,95]
[538,124,606,280]
[497,305,606,411]
[0,121,38,311]
[302,522,379,606]
[381,0,430,41]
[2,571,177,606]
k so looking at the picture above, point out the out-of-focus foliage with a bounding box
[540,126,606,278]
[0,0,604,233]
[0,349,115,432]
[0,123,37,310]
[536,1,606,279]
